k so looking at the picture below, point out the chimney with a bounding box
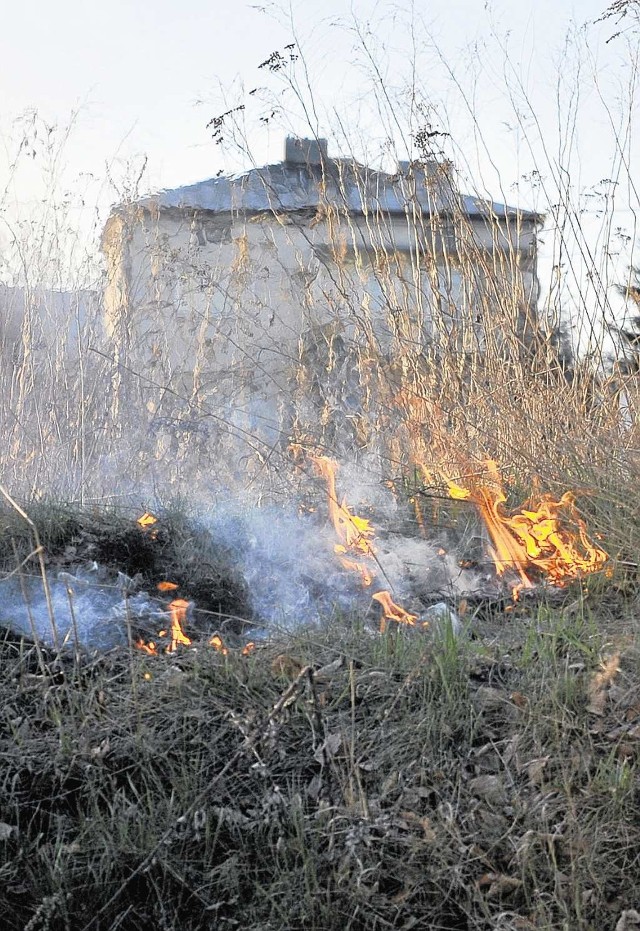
[284,137,329,167]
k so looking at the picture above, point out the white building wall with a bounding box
[103,204,538,458]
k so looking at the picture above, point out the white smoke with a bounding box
[1,565,160,649]
[0,469,487,649]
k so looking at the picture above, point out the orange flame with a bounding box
[445,460,608,592]
[208,633,229,655]
[135,637,158,655]
[137,512,158,528]
[137,511,159,540]
[312,455,419,631]
[157,581,179,592]
[372,591,418,633]
[166,599,192,653]
[133,592,254,657]
[311,455,377,586]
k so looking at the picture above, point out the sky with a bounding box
[0,0,637,314]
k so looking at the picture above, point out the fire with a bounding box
[135,637,158,655]
[166,599,192,652]
[312,454,418,631]
[157,581,179,592]
[311,455,376,586]
[371,591,418,633]
[134,600,192,655]
[444,460,608,592]
[133,597,253,657]
[137,511,159,540]
[137,512,158,528]
[208,633,229,655]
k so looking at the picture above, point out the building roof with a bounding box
[135,146,540,223]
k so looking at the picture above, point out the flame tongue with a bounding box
[136,637,158,655]
[372,591,418,632]
[137,512,158,529]
[446,460,607,591]
[209,633,229,655]
[312,456,377,586]
[166,599,192,652]
[312,455,418,631]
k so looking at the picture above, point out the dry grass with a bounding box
[2,109,639,508]
[0,504,637,930]
[0,583,638,931]
[0,30,639,929]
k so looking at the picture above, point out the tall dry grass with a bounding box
[0,21,638,562]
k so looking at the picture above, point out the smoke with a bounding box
[2,565,160,650]
[0,464,487,650]
[204,502,375,628]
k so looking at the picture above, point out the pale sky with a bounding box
[0,0,637,312]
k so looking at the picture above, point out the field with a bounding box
[0,501,637,931]
[1,8,640,927]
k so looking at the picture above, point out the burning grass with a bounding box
[0,592,639,930]
[0,455,636,930]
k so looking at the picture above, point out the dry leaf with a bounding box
[419,815,436,843]
[587,652,621,715]
[390,887,412,906]
[476,872,523,898]
[526,756,550,786]
[510,917,537,930]
[616,910,640,931]
[306,774,323,800]
[0,822,17,841]
[271,654,304,679]
[381,772,398,796]
[625,702,640,722]
[314,733,342,764]
[468,774,508,805]
[473,686,508,712]
[398,811,437,842]
[587,689,607,716]
[90,738,110,760]
[313,657,344,681]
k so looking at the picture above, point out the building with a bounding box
[101,137,542,463]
